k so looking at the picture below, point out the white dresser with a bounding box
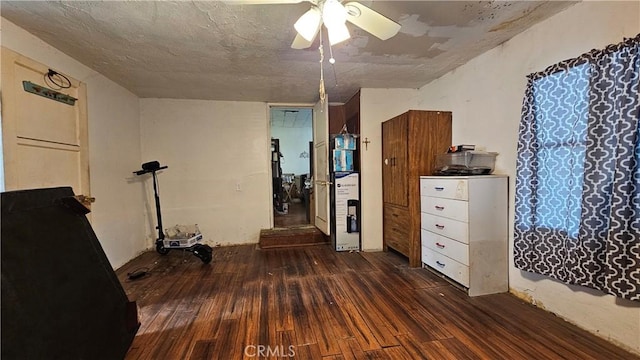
[420,175,508,296]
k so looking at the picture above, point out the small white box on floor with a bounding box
[163,233,203,248]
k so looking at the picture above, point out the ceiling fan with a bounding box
[233,0,401,49]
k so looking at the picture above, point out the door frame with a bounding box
[267,103,314,229]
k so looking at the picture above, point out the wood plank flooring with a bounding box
[116,245,639,360]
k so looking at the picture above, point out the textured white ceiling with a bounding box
[1,1,576,103]
[271,107,313,128]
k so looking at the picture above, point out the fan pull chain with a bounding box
[318,29,326,105]
[328,43,338,87]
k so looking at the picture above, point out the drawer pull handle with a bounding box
[435,224,445,230]
[436,261,445,267]
[434,205,444,211]
[392,213,399,217]
[435,242,445,248]
[434,187,444,191]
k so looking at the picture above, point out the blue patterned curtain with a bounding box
[514,35,640,301]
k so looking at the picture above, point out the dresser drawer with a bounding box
[421,213,469,244]
[384,205,410,237]
[421,196,469,222]
[421,229,469,265]
[384,205,410,256]
[422,249,469,287]
[386,231,410,256]
[420,178,468,200]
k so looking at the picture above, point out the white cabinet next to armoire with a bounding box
[420,175,508,296]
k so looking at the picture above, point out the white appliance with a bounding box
[331,172,360,251]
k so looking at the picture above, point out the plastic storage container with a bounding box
[434,151,497,175]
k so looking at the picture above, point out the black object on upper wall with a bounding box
[1,187,139,359]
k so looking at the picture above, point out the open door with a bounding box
[1,47,92,209]
[312,98,330,235]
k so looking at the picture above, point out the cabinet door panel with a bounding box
[382,120,394,204]
[383,114,408,206]
[391,115,408,206]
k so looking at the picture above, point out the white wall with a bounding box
[359,88,419,251]
[139,99,271,247]
[1,18,145,269]
[271,125,312,175]
[361,1,640,354]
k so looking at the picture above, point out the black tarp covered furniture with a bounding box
[1,187,139,359]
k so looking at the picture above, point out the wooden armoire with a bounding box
[382,110,452,267]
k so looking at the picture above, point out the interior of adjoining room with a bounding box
[270,107,314,228]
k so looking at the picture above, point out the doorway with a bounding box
[270,107,313,228]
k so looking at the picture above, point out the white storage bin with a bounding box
[435,151,497,175]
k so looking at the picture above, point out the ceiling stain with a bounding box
[1,1,578,103]
[398,14,430,37]
[490,2,547,32]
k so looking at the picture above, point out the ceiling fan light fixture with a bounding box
[328,23,350,46]
[322,0,347,29]
[345,4,361,18]
[294,7,322,41]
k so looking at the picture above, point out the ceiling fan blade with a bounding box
[224,0,306,4]
[291,31,318,49]
[294,7,322,41]
[344,1,401,40]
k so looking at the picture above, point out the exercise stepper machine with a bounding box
[134,161,212,264]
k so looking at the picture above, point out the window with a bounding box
[513,35,640,301]
[530,63,589,238]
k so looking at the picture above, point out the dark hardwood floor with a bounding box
[116,245,638,360]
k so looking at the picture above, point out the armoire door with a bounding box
[382,114,408,206]
[382,119,394,203]
[392,114,408,207]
